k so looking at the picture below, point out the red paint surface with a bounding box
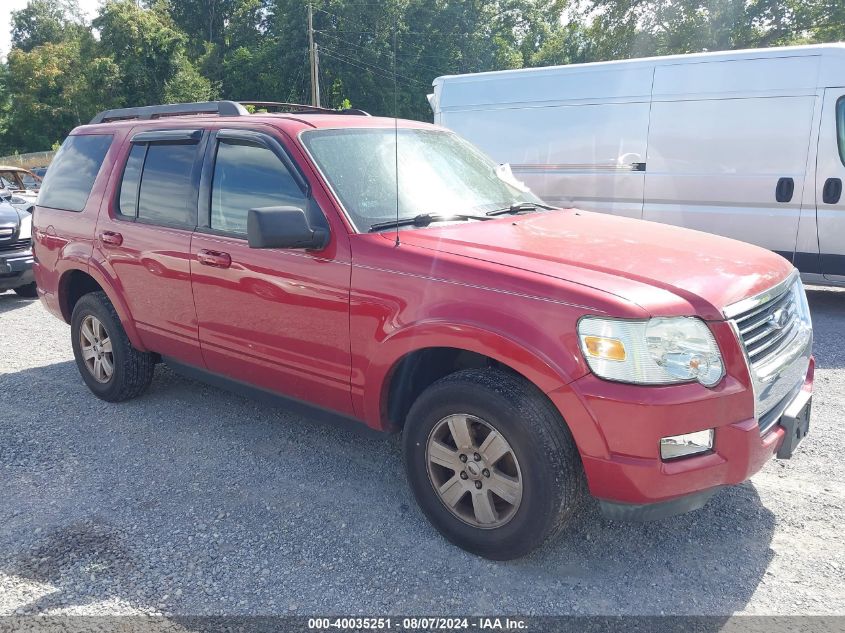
[33,113,813,506]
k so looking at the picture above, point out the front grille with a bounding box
[727,273,813,433]
[0,238,30,253]
[734,284,801,367]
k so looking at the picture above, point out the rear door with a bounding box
[815,89,845,280]
[189,127,354,416]
[94,129,205,366]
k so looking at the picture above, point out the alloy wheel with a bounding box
[79,315,114,383]
[425,413,523,529]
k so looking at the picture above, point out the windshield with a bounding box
[19,172,40,189]
[301,128,543,231]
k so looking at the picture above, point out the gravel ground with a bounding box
[0,287,843,617]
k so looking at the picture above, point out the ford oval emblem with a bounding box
[769,308,789,330]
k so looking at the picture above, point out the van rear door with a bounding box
[815,89,845,281]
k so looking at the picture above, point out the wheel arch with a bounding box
[58,264,147,351]
[364,321,585,432]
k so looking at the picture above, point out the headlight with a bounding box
[10,195,27,204]
[577,316,724,387]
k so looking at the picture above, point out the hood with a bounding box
[395,209,794,319]
[0,200,30,237]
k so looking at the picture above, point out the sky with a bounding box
[0,0,101,58]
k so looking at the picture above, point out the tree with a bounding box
[94,0,213,107]
[10,0,87,52]
[2,37,121,152]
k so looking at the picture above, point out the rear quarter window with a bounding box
[38,134,113,212]
[837,97,845,167]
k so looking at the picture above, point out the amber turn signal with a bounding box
[582,335,626,361]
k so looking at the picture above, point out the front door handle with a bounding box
[823,177,842,204]
[775,177,794,203]
[197,249,232,269]
[99,231,123,247]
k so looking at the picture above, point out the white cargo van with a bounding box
[429,44,845,286]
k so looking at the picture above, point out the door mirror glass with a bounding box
[247,206,329,250]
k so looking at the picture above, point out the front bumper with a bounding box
[547,353,814,520]
[0,250,34,291]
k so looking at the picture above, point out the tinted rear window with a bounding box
[136,142,198,226]
[118,144,146,217]
[38,134,112,212]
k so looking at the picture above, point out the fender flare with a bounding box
[360,320,585,430]
[60,261,148,352]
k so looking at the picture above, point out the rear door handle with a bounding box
[822,177,842,204]
[197,249,232,269]
[99,231,123,247]
[775,177,794,203]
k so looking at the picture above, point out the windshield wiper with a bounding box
[485,202,556,216]
[369,213,491,232]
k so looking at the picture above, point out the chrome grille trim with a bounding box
[725,270,813,428]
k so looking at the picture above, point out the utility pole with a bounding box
[308,3,320,107]
[314,44,321,108]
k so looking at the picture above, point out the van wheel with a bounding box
[402,368,585,560]
[70,291,155,402]
[14,282,38,298]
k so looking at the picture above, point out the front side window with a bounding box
[134,142,198,226]
[210,140,305,234]
[837,97,845,167]
[39,134,112,212]
[301,128,542,231]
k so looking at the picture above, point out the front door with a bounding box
[189,128,354,416]
[816,88,845,281]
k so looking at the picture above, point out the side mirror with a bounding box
[247,206,329,250]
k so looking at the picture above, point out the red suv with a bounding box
[33,101,814,559]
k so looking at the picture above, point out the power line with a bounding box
[315,30,451,76]
[318,48,427,88]
[318,45,429,86]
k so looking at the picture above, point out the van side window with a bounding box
[210,139,305,235]
[38,134,113,212]
[118,143,146,217]
[136,142,199,226]
[837,97,845,167]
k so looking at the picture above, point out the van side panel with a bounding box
[441,102,649,218]
[644,94,815,254]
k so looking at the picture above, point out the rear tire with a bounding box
[13,282,37,298]
[70,291,155,402]
[402,368,585,560]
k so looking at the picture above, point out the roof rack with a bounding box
[89,100,370,125]
[238,101,371,116]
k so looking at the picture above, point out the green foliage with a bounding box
[1,0,844,153]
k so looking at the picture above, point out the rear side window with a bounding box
[210,140,305,234]
[837,97,845,167]
[117,141,199,226]
[118,144,145,217]
[38,134,112,212]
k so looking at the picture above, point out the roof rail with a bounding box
[238,101,371,116]
[90,100,371,125]
[89,101,249,125]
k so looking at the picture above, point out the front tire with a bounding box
[70,291,155,402]
[403,368,585,560]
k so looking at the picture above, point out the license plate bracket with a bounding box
[776,391,811,459]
